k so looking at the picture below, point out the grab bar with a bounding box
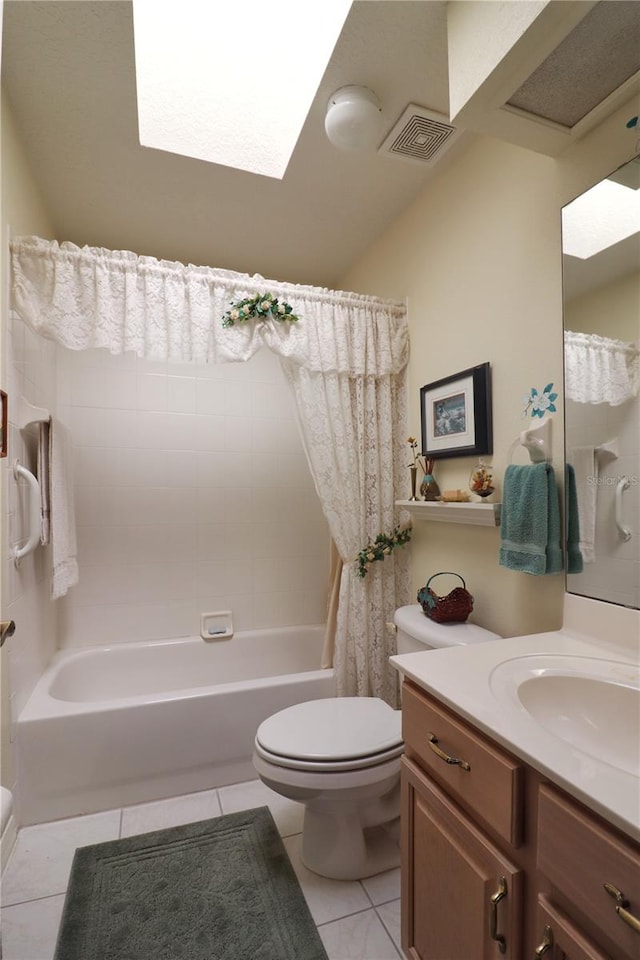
[13,460,42,565]
[615,476,632,542]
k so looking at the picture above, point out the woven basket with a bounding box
[417,572,474,624]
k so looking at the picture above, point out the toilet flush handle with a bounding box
[0,620,16,647]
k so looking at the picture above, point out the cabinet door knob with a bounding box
[604,882,640,934]
[427,733,471,771]
[490,875,507,954]
[534,924,554,957]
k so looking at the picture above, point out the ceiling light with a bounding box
[562,178,640,259]
[132,0,353,180]
[325,86,382,152]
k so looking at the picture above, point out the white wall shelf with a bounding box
[396,500,501,527]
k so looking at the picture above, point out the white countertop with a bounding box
[390,607,640,843]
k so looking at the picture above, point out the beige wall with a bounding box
[565,270,640,341]
[340,98,638,640]
[1,92,55,792]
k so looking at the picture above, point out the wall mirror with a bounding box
[562,155,640,609]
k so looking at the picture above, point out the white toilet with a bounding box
[252,604,500,880]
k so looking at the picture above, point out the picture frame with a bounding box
[420,362,492,459]
[0,391,7,458]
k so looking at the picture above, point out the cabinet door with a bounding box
[533,896,610,960]
[402,757,523,960]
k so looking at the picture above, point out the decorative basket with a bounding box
[417,572,474,624]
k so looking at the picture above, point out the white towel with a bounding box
[37,419,51,545]
[49,419,79,599]
[571,445,596,563]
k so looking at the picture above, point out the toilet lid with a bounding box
[256,697,402,763]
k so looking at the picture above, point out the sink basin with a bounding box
[489,655,640,776]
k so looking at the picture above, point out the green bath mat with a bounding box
[54,806,328,960]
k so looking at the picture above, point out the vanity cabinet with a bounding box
[402,759,523,959]
[401,680,640,960]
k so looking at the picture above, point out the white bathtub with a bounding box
[16,625,335,825]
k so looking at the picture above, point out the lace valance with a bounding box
[10,236,408,376]
[564,330,639,406]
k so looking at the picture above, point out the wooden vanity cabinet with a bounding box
[402,758,524,959]
[400,680,640,960]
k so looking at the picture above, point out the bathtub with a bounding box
[16,625,335,825]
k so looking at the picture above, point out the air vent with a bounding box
[378,105,462,165]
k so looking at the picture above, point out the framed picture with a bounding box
[420,363,492,459]
[0,391,7,458]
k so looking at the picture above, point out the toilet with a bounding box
[252,604,500,880]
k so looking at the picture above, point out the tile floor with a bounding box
[0,778,404,960]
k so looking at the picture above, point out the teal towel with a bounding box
[565,464,584,574]
[499,463,563,575]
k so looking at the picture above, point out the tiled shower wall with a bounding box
[55,344,331,648]
[565,396,640,608]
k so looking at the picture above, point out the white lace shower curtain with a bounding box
[11,236,412,704]
[565,330,639,405]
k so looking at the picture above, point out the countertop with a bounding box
[390,614,640,843]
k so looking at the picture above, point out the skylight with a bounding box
[562,178,640,259]
[132,0,352,180]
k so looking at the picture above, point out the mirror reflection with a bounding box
[562,156,640,609]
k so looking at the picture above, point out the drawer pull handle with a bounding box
[490,876,508,954]
[427,733,471,771]
[604,882,640,934]
[534,924,554,957]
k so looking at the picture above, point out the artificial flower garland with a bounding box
[356,526,412,578]
[222,292,299,328]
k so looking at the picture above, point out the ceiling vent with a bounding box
[378,105,462,165]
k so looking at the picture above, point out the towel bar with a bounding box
[13,460,42,565]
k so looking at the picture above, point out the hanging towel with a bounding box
[499,463,563,575]
[37,419,51,545]
[48,419,79,599]
[565,464,583,574]
[571,446,596,563]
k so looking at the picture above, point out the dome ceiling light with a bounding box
[325,86,382,152]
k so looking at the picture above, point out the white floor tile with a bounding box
[120,787,221,837]
[218,777,304,837]
[0,782,403,960]
[318,908,402,960]
[376,899,402,954]
[1,810,121,906]
[0,894,66,960]
[282,834,371,926]
[361,867,401,906]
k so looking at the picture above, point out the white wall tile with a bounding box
[47,350,329,649]
[168,376,196,414]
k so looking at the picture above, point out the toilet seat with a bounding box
[255,697,403,772]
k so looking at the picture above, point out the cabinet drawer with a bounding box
[538,783,640,959]
[402,681,523,846]
[535,895,610,960]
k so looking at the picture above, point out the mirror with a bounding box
[562,155,640,609]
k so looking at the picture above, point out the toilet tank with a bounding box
[393,604,500,654]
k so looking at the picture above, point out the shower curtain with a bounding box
[564,330,639,405]
[11,236,412,704]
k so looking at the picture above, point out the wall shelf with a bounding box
[396,500,501,527]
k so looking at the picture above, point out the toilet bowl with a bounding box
[253,604,500,880]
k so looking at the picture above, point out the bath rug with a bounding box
[54,806,328,960]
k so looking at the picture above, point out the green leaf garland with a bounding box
[222,292,299,328]
[356,526,412,578]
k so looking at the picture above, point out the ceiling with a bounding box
[2,1,468,289]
